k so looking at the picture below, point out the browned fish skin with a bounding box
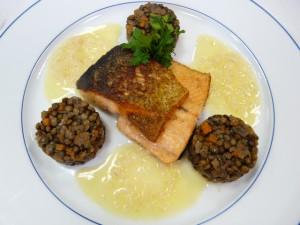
[117,61,211,163]
[77,45,188,141]
[76,46,135,109]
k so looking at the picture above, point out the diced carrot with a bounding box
[42,118,50,126]
[66,148,75,159]
[56,144,65,151]
[232,149,249,159]
[201,122,212,135]
[207,134,218,143]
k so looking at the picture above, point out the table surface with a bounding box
[0,0,299,45]
[0,1,299,225]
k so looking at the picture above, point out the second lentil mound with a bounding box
[187,115,258,182]
[35,97,105,165]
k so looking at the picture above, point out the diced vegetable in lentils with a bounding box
[35,97,105,165]
[126,2,180,40]
[187,115,258,182]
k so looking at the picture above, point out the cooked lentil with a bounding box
[126,3,180,40]
[35,97,105,165]
[187,115,258,182]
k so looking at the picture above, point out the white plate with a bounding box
[0,1,299,225]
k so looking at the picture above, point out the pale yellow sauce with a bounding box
[44,24,121,102]
[192,35,260,125]
[76,144,207,219]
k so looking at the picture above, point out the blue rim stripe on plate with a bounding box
[0,0,299,51]
[249,0,300,50]
[20,2,276,225]
[0,0,41,39]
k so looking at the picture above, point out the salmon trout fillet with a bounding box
[77,45,188,141]
[118,61,211,163]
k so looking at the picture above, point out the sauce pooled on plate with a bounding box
[76,144,207,219]
[193,35,261,126]
[45,24,121,102]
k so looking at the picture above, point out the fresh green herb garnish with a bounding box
[122,14,185,67]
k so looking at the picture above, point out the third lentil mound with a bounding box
[187,115,258,182]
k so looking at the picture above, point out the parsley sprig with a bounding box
[122,14,185,67]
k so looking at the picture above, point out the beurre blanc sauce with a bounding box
[45,24,121,102]
[76,144,207,219]
[192,35,261,126]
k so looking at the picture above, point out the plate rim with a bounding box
[0,0,298,50]
[19,1,276,225]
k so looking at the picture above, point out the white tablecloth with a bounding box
[0,0,299,44]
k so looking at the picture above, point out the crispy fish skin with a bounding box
[76,45,188,141]
[118,62,211,163]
